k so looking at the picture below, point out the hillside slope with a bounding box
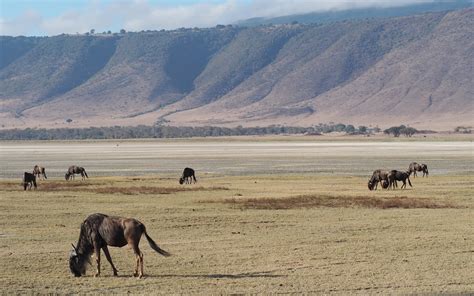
[0,9,472,130]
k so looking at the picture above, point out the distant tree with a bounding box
[358,125,367,133]
[384,126,401,137]
[403,127,417,137]
[291,21,298,25]
[107,30,112,34]
[334,123,346,132]
[345,124,355,134]
[454,126,472,133]
[120,29,126,34]
[66,118,73,123]
[90,29,95,34]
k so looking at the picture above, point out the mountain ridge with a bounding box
[0,8,472,130]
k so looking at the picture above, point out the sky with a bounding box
[0,0,441,36]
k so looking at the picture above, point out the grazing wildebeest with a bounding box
[388,170,413,189]
[179,167,196,185]
[69,213,170,278]
[33,165,47,180]
[23,172,37,190]
[65,165,88,181]
[408,162,429,177]
[368,169,390,190]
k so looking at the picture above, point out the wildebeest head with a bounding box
[422,164,429,176]
[368,180,375,190]
[69,244,88,277]
[381,180,389,189]
[179,177,184,185]
[65,173,70,181]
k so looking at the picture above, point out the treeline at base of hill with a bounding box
[0,123,433,140]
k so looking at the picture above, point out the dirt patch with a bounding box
[215,195,460,210]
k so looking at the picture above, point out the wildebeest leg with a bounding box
[102,246,118,276]
[401,180,406,189]
[94,246,101,277]
[131,243,144,278]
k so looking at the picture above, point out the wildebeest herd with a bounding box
[21,161,428,278]
[368,162,428,190]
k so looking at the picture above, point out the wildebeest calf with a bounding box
[23,172,37,190]
[179,167,196,184]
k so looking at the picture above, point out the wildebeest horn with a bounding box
[71,243,77,251]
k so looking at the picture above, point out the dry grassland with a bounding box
[0,139,473,294]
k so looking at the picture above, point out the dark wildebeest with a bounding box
[388,170,412,189]
[33,165,47,180]
[408,162,429,177]
[368,169,390,190]
[65,165,88,181]
[179,167,196,185]
[23,172,37,190]
[69,213,170,278]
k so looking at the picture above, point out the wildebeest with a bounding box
[23,172,37,190]
[179,167,196,185]
[368,169,390,190]
[69,213,170,278]
[388,170,412,189]
[65,165,88,181]
[408,162,429,177]
[33,165,47,180]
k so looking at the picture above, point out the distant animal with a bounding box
[69,213,170,278]
[33,165,47,180]
[408,162,429,177]
[65,166,88,181]
[368,169,390,190]
[388,170,412,189]
[179,167,196,185]
[23,172,37,190]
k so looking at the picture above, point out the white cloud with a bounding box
[0,0,437,36]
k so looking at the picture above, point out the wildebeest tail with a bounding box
[83,169,88,178]
[193,175,197,183]
[142,225,171,257]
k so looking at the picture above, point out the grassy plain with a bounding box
[0,138,473,294]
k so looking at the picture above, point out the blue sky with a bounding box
[0,0,439,36]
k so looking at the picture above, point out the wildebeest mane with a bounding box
[70,214,105,276]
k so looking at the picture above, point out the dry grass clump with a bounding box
[218,195,459,210]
